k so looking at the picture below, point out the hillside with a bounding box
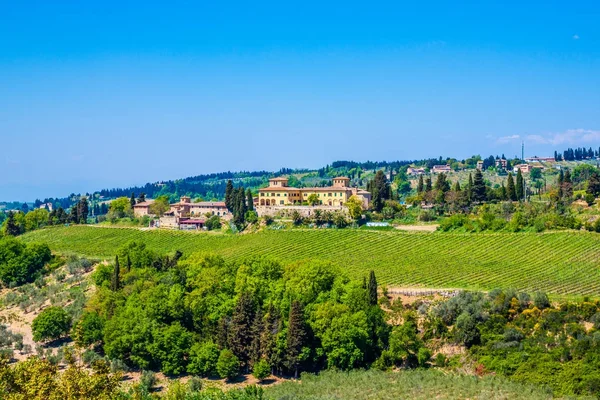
[22,226,600,297]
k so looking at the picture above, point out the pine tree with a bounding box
[286,301,307,378]
[246,189,254,212]
[368,270,378,305]
[249,307,264,367]
[229,292,255,370]
[111,256,120,291]
[130,192,136,208]
[516,169,524,201]
[4,212,21,236]
[417,175,424,193]
[225,180,234,211]
[506,173,517,201]
[472,169,486,203]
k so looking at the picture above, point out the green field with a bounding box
[21,226,600,297]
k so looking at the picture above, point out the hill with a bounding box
[21,226,600,297]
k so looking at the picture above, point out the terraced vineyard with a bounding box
[22,226,600,297]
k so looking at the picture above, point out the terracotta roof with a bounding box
[333,176,350,180]
[134,200,154,207]
[269,177,289,181]
[259,187,301,191]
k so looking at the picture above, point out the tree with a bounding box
[107,197,133,220]
[77,197,89,224]
[149,195,170,217]
[249,308,265,367]
[466,173,474,203]
[425,177,432,192]
[307,193,320,206]
[370,170,390,212]
[516,169,524,201]
[32,307,72,342]
[417,175,424,193]
[261,303,280,374]
[225,180,234,211]
[368,270,378,306]
[229,292,255,369]
[111,256,120,291]
[137,192,146,203]
[216,349,240,380]
[454,312,480,348]
[130,192,136,209]
[286,301,307,378]
[0,238,51,286]
[506,173,517,201]
[346,195,363,221]
[587,171,600,197]
[73,311,104,348]
[188,341,220,376]
[434,173,450,193]
[252,359,271,382]
[246,189,254,212]
[471,170,486,203]
[563,169,573,198]
[4,212,22,236]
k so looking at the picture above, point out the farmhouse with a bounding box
[407,167,426,175]
[495,159,508,169]
[133,196,231,221]
[257,177,371,209]
[133,200,154,217]
[513,164,533,173]
[432,165,452,173]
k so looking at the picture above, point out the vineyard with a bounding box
[21,226,600,297]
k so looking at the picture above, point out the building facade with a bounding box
[257,177,371,209]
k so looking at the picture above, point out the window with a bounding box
[260,193,264,197]
[284,193,287,196]
[277,193,280,197]
[280,200,284,205]
[328,193,332,197]
[303,193,307,197]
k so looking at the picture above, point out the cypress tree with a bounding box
[262,303,280,375]
[370,170,390,212]
[229,292,255,370]
[557,169,564,199]
[425,177,432,192]
[516,169,524,201]
[286,301,307,378]
[506,173,517,201]
[126,254,132,273]
[467,173,474,202]
[130,192,136,208]
[472,169,486,203]
[564,169,573,198]
[246,189,254,212]
[417,175,424,193]
[225,180,234,211]
[77,198,88,224]
[368,270,378,305]
[453,181,461,192]
[249,307,264,367]
[111,256,120,291]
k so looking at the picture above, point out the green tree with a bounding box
[107,197,133,220]
[370,170,390,212]
[346,195,363,221]
[229,292,255,369]
[417,175,424,193]
[0,238,51,286]
[454,312,480,348]
[307,193,320,206]
[252,359,270,382]
[4,212,22,236]
[216,349,240,380]
[77,197,89,224]
[516,169,524,201]
[368,270,378,306]
[73,312,105,348]
[130,192,136,209]
[111,256,120,291]
[587,171,600,197]
[471,169,486,203]
[149,195,170,217]
[188,341,220,376]
[506,173,517,201]
[246,189,254,212]
[225,180,234,211]
[150,322,192,375]
[434,173,450,193]
[250,308,265,367]
[24,208,49,232]
[261,303,280,374]
[425,177,432,192]
[286,300,307,378]
[32,307,72,342]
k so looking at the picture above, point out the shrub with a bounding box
[217,349,240,380]
[417,347,432,368]
[32,306,72,342]
[140,370,157,392]
[252,359,271,382]
[188,341,220,376]
[73,312,105,348]
[0,238,52,286]
[533,292,550,309]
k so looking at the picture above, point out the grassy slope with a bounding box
[265,369,571,400]
[21,226,600,296]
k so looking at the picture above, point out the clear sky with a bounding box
[1,1,599,201]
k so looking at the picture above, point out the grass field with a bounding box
[265,369,566,400]
[21,226,600,297]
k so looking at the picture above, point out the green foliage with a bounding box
[188,341,220,376]
[252,359,271,382]
[217,349,240,380]
[0,237,52,286]
[32,306,72,342]
[73,311,105,347]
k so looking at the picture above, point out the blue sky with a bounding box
[1,1,599,201]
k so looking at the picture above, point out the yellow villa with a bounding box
[258,177,371,208]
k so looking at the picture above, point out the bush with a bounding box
[252,359,271,382]
[188,341,220,376]
[533,292,550,309]
[585,193,596,206]
[0,238,52,286]
[217,349,240,380]
[417,347,432,368]
[32,306,72,342]
[140,370,157,392]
